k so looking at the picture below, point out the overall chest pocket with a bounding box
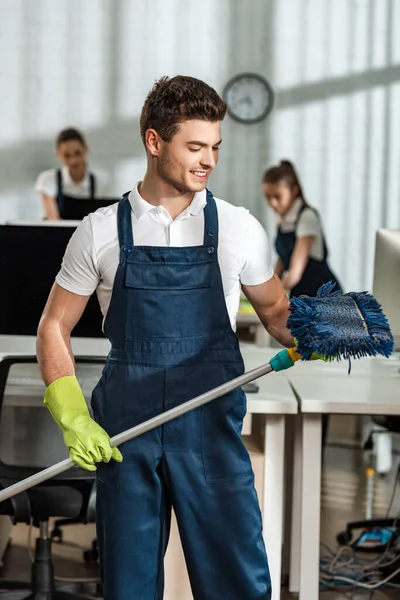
[124,260,213,291]
[123,257,216,342]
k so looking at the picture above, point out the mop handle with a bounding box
[0,361,274,503]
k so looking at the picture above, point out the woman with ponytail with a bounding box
[263,160,342,451]
[263,160,341,298]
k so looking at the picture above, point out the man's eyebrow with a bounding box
[186,139,222,147]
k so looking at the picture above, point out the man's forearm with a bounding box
[263,316,294,348]
[36,321,75,387]
[257,298,294,348]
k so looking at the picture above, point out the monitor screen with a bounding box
[372,229,400,351]
[0,224,105,338]
[59,195,119,220]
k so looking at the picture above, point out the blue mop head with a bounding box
[288,282,394,362]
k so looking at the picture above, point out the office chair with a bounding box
[337,415,400,553]
[0,355,101,599]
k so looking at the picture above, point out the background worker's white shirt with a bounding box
[35,165,109,198]
[278,198,325,261]
[56,184,274,330]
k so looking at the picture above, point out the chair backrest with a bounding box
[372,415,400,434]
[0,355,105,468]
[0,355,105,524]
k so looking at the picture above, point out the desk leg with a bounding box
[288,412,302,593]
[282,415,295,580]
[0,516,12,566]
[263,414,285,600]
[299,413,322,600]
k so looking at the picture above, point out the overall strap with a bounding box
[203,189,219,249]
[56,169,63,213]
[295,203,329,259]
[89,173,96,200]
[117,193,134,249]
[294,200,308,228]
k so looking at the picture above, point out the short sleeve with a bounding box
[55,216,100,296]
[296,207,321,238]
[239,212,274,285]
[35,169,57,197]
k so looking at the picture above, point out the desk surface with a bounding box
[283,350,400,414]
[2,345,298,415]
[238,346,297,414]
[289,373,400,414]
[4,346,398,415]
[288,353,400,379]
[236,312,261,324]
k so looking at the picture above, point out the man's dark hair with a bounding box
[56,128,87,148]
[140,75,226,146]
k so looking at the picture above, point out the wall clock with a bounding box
[223,73,274,124]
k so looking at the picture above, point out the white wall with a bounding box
[269,0,400,292]
[0,0,399,291]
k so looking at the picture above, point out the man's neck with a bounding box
[139,176,194,220]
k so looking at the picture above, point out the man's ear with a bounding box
[145,129,162,157]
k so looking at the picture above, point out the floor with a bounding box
[0,416,399,599]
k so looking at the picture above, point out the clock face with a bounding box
[223,73,274,124]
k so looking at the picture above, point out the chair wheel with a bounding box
[337,530,352,546]
[51,527,63,542]
[83,548,99,564]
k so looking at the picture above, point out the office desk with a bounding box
[0,346,297,600]
[236,312,271,346]
[288,371,400,600]
[286,352,400,379]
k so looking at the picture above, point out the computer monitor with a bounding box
[372,229,400,350]
[0,223,105,338]
[59,196,119,220]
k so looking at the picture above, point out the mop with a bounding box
[0,282,394,504]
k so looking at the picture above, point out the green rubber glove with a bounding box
[44,375,123,471]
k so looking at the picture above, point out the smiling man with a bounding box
[37,75,293,600]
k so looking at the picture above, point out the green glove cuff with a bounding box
[293,337,329,362]
[44,375,89,432]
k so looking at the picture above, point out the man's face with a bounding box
[57,140,87,175]
[157,120,222,194]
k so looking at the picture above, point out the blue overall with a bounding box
[275,202,341,298]
[56,168,95,220]
[91,191,271,599]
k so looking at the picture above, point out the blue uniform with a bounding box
[91,191,272,599]
[55,168,95,220]
[275,202,341,297]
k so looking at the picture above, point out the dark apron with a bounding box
[91,190,271,599]
[56,168,95,219]
[275,202,341,297]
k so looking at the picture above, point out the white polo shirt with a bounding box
[35,166,109,198]
[278,198,325,261]
[56,184,274,330]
